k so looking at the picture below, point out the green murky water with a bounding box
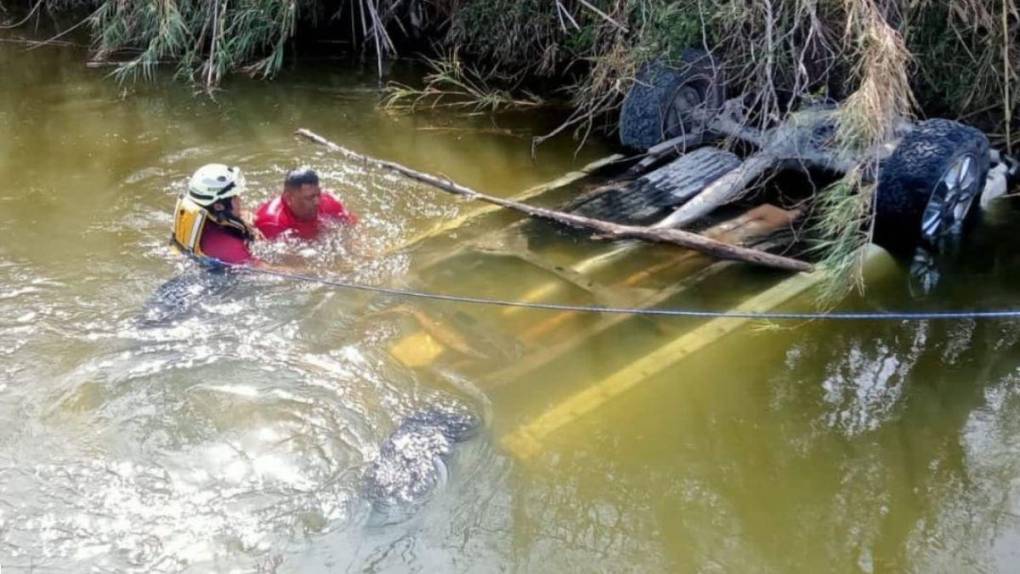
[4,33,1020,574]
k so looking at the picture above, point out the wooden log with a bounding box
[501,203,797,318]
[487,205,801,384]
[390,153,624,256]
[295,129,813,273]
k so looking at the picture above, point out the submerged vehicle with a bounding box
[346,51,1019,461]
[614,50,1019,258]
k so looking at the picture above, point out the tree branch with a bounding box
[295,128,812,273]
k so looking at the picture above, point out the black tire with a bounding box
[618,50,725,150]
[874,119,989,254]
[568,147,740,225]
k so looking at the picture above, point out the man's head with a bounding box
[282,167,321,222]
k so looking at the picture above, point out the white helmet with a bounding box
[187,164,245,207]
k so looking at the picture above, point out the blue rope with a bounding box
[237,266,1020,322]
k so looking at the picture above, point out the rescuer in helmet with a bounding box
[171,164,258,265]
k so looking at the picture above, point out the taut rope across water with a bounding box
[239,265,1020,322]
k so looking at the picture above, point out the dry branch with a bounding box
[295,128,812,273]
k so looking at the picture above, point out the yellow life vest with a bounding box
[171,195,211,258]
[171,195,257,266]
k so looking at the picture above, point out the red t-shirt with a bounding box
[199,224,254,265]
[253,192,357,241]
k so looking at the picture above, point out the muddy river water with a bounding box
[4,34,1020,574]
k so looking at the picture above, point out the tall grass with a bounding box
[381,51,544,113]
[6,1,1015,144]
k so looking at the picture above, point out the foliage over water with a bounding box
[6,0,1019,142]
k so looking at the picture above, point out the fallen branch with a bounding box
[0,37,79,47]
[295,128,812,273]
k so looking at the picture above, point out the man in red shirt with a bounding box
[254,167,357,241]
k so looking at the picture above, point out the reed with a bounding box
[7,1,1014,144]
[381,51,544,113]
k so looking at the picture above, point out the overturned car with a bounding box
[598,49,1019,270]
[347,51,1020,459]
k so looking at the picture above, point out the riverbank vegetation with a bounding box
[5,1,1014,140]
[3,0,1017,291]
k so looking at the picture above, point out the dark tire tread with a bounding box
[619,50,724,150]
[874,119,989,253]
[569,147,740,225]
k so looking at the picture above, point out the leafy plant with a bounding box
[382,51,544,113]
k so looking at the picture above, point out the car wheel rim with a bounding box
[663,84,704,139]
[919,153,979,249]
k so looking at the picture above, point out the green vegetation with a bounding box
[381,51,544,113]
[7,1,1014,143]
[91,0,299,84]
[810,172,875,304]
